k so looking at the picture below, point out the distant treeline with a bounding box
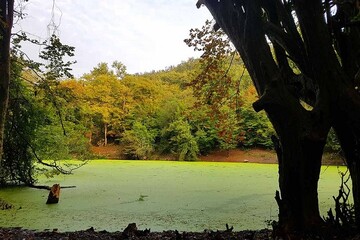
[8,58,341,163]
[1,55,341,185]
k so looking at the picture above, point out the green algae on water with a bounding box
[0,161,348,232]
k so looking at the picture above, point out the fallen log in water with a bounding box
[27,184,76,190]
[26,184,76,204]
[46,184,60,204]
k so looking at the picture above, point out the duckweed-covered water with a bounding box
[0,161,348,232]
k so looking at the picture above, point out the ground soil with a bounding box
[90,145,278,163]
[0,226,273,240]
[1,224,359,240]
[200,148,277,164]
[91,145,125,159]
[91,145,344,165]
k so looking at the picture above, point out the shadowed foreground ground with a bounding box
[0,226,273,239]
[2,225,360,240]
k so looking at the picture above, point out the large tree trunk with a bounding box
[0,1,14,157]
[329,2,360,228]
[332,86,360,227]
[199,0,335,233]
[253,83,327,232]
[294,0,360,229]
[275,130,325,232]
[104,123,108,146]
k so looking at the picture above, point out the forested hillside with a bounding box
[55,58,276,160]
[1,30,340,186]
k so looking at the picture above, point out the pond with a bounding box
[0,160,349,232]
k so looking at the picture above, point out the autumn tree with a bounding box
[81,63,132,146]
[88,61,127,79]
[122,74,197,159]
[196,0,360,235]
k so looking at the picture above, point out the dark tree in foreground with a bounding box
[0,0,14,158]
[197,0,360,234]
[0,2,84,185]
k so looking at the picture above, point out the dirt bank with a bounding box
[90,145,277,163]
[91,145,344,165]
[199,148,277,164]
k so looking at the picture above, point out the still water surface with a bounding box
[0,160,348,232]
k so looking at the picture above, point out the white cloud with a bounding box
[14,0,212,77]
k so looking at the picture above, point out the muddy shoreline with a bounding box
[92,145,344,166]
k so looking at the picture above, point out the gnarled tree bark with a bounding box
[0,0,14,158]
[198,0,360,233]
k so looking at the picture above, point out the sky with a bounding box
[14,0,212,77]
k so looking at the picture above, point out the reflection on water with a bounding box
[0,160,348,232]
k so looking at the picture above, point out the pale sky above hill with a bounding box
[14,0,212,77]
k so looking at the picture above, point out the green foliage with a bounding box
[112,60,127,79]
[325,128,341,152]
[63,56,279,161]
[238,86,275,148]
[239,107,275,148]
[140,59,201,88]
[122,121,155,160]
[162,119,199,161]
[33,123,90,161]
[88,61,127,79]
[1,58,89,186]
[8,49,279,167]
[1,62,37,185]
[194,128,217,154]
[0,14,89,186]
[189,106,219,154]
[39,34,76,80]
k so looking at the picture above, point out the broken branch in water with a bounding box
[27,184,76,190]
